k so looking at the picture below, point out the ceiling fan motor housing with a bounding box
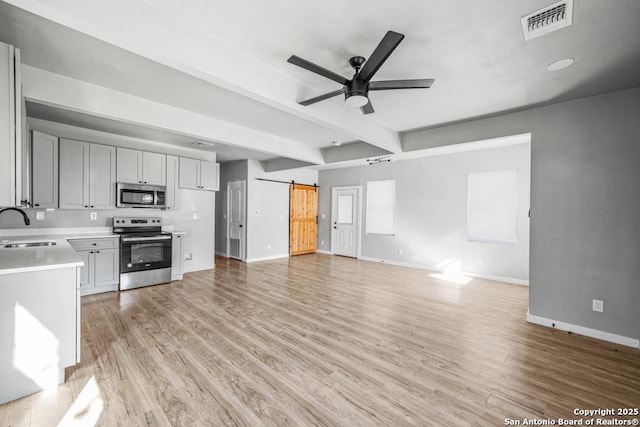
[345,79,369,101]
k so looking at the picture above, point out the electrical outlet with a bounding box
[321,213,326,219]
[321,240,324,246]
[90,212,97,220]
[192,211,198,220]
[267,244,271,250]
[592,299,604,313]
[36,211,45,221]
[398,249,403,255]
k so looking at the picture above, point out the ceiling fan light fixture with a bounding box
[345,93,369,108]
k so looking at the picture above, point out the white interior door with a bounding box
[227,180,246,260]
[332,186,360,258]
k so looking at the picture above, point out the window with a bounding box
[366,180,395,235]
[467,170,518,243]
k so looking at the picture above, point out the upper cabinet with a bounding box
[0,42,26,207]
[165,155,178,210]
[116,148,166,186]
[179,158,219,191]
[59,139,116,209]
[31,131,59,208]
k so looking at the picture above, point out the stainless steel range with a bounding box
[113,217,172,290]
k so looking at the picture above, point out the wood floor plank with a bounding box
[1,254,638,426]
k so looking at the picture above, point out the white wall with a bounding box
[246,160,318,261]
[318,141,531,283]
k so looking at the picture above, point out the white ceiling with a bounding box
[1,0,640,165]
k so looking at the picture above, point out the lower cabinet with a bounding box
[172,232,185,281]
[69,237,120,296]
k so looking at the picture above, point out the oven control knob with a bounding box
[127,263,132,268]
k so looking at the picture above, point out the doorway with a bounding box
[289,184,318,255]
[227,180,246,260]
[331,186,361,258]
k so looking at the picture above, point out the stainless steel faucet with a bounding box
[0,207,31,225]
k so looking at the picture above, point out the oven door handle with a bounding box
[122,235,172,242]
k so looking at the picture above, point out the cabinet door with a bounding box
[94,248,119,286]
[165,155,178,209]
[179,157,200,189]
[59,139,90,209]
[200,161,219,191]
[77,251,93,289]
[116,147,142,184]
[31,130,58,208]
[171,234,184,278]
[142,151,166,185]
[89,144,116,209]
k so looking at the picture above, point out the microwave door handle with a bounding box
[122,235,172,242]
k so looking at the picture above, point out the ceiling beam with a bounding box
[22,66,325,165]
[5,0,403,154]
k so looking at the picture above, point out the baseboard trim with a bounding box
[527,311,639,348]
[317,250,333,255]
[357,256,528,286]
[215,251,228,258]
[245,254,289,263]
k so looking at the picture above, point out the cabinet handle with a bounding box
[84,205,88,208]
[90,251,94,254]
[96,250,100,253]
[138,181,142,184]
[92,243,97,246]
[34,203,40,207]
[144,181,147,184]
[90,205,94,208]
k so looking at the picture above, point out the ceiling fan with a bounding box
[287,31,434,115]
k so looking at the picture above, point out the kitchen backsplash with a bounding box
[0,207,180,229]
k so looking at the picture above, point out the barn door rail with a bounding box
[255,178,318,189]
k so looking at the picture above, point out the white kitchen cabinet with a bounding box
[69,237,120,296]
[165,155,178,210]
[171,232,185,280]
[31,130,58,208]
[179,157,219,191]
[59,139,116,209]
[0,267,79,404]
[117,147,166,186]
[0,42,26,207]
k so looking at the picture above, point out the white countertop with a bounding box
[0,236,84,276]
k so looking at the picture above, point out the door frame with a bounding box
[227,180,246,261]
[330,185,362,258]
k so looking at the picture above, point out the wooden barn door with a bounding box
[289,184,318,255]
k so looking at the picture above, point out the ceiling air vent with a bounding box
[521,0,573,41]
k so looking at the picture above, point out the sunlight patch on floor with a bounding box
[57,376,103,427]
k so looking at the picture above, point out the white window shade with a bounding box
[366,180,395,235]
[467,170,518,244]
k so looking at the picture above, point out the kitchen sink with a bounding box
[2,241,57,248]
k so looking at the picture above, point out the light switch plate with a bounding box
[90,212,97,220]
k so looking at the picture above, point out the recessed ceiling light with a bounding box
[547,58,574,71]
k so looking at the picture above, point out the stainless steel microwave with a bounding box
[116,183,166,208]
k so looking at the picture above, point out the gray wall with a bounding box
[318,142,531,281]
[402,87,640,340]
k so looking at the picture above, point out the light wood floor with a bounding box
[1,254,639,426]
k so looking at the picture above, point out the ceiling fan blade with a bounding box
[356,31,405,82]
[287,55,350,86]
[369,79,435,91]
[298,89,344,106]
[360,100,375,115]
